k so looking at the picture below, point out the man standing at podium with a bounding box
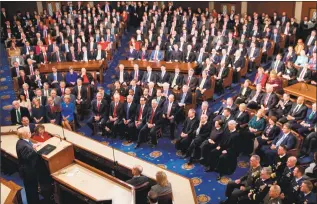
[16,128,42,204]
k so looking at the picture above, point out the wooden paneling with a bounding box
[173,2,209,11]
[302,2,317,19]
[247,2,295,17]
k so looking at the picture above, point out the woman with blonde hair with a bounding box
[31,98,45,124]
[150,171,172,196]
[61,95,75,130]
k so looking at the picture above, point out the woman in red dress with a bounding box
[32,124,51,142]
[98,37,108,50]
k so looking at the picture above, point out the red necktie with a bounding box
[113,103,118,117]
[138,105,143,121]
[97,101,100,111]
[299,69,306,79]
[150,108,155,124]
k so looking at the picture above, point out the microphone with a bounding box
[61,125,67,141]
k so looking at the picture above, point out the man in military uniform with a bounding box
[277,156,297,193]
[264,185,283,204]
[238,167,274,204]
[271,145,288,180]
[221,155,262,204]
[281,166,305,204]
[298,180,317,204]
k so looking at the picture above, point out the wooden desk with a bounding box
[284,83,316,103]
[119,60,197,73]
[1,125,198,204]
[39,61,107,83]
[1,178,22,204]
[52,160,134,204]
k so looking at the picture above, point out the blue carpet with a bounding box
[1,30,262,203]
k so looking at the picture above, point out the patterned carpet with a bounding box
[1,29,264,204]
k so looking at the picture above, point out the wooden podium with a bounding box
[36,137,75,174]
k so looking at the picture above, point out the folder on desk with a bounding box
[37,144,56,155]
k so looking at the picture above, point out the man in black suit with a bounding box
[182,44,196,63]
[169,67,183,90]
[183,114,212,164]
[195,71,211,104]
[267,54,285,76]
[33,88,47,107]
[157,65,170,87]
[137,46,150,61]
[234,103,250,129]
[294,64,312,84]
[135,99,162,148]
[175,109,199,154]
[66,46,80,62]
[17,70,32,89]
[231,50,245,83]
[235,80,252,105]
[121,95,137,142]
[72,78,88,121]
[278,96,308,124]
[212,97,237,121]
[115,64,130,85]
[93,44,106,61]
[20,83,35,101]
[126,165,149,186]
[18,116,36,134]
[246,84,264,110]
[269,93,293,119]
[183,68,198,92]
[87,93,109,135]
[45,96,61,125]
[162,94,179,140]
[130,64,144,85]
[134,96,150,142]
[215,62,229,95]
[141,66,157,85]
[260,37,272,63]
[11,61,24,78]
[47,66,64,89]
[260,85,279,113]
[104,94,124,138]
[30,69,46,89]
[50,46,66,62]
[195,47,208,74]
[16,128,41,204]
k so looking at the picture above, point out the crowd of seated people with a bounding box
[3,1,317,203]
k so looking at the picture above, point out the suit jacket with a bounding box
[234,111,249,125]
[137,51,150,60]
[24,64,38,76]
[196,122,212,140]
[123,102,137,121]
[197,77,211,89]
[11,66,25,78]
[247,47,260,59]
[182,51,196,62]
[169,73,184,88]
[141,71,157,84]
[72,85,88,101]
[38,52,50,64]
[195,52,208,64]
[149,50,164,61]
[17,76,32,88]
[264,125,281,140]
[107,101,122,119]
[126,175,149,187]
[217,66,229,79]
[128,85,142,98]
[183,75,198,91]
[163,101,179,117]
[135,104,150,124]
[177,91,193,105]
[237,87,252,101]
[288,104,308,121]
[157,72,170,84]
[10,107,30,125]
[16,139,39,179]
[47,72,64,85]
[282,52,297,63]
[261,93,278,109]
[260,41,272,53]
[129,70,144,82]
[217,104,238,116]
[115,71,130,83]
[272,132,296,150]
[91,99,108,119]
[45,104,61,122]
[269,60,285,74]
[296,68,312,81]
[276,100,294,116]
[50,51,66,62]
[93,50,106,60]
[246,90,263,105]
[232,56,245,69]
[146,107,162,126]
[126,49,138,59]
[66,51,80,62]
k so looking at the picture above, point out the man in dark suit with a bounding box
[304,30,316,47]
[121,95,137,142]
[66,46,80,62]
[33,88,47,107]
[175,109,199,154]
[72,78,88,121]
[47,66,64,89]
[11,61,24,78]
[17,70,32,89]
[115,64,130,85]
[260,37,272,63]
[156,65,170,87]
[50,46,66,62]
[141,66,157,85]
[182,44,196,63]
[279,96,308,124]
[153,89,166,110]
[183,68,198,92]
[220,155,261,204]
[235,80,252,105]
[183,114,211,164]
[126,165,149,186]
[45,96,61,125]
[16,128,41,204]
[212,97,238,121]
[93,44,107,61]
[169,67,183,90]
[215,62,229,95]
[162,94,179,140]
[137,46,150,61]
[135,99,162,148]
[20,83,35,101]
[87,93,109,135]
[234,103,250,128]
[292,103,317,136]
[126,45,138,60]
[134,97,150,142]
[267,53,285,76]
[269,93,293,119]
[18,116,36,134]
[270,28,281,55]
[38,47,50,64]
[257,123,297,165]
[104,94,124,138]
[130,64,144,85]
[246,84,264,110]
[260,85,279,113]
[195,72,211,103]
[247,42,260,73]
[295,64,312,84]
